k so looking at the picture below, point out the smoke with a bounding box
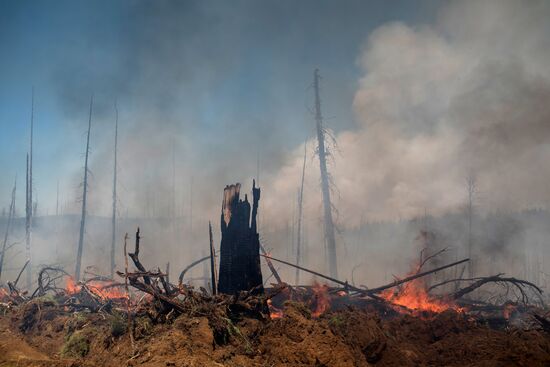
[3,0,550,285]
[264,0,550,228]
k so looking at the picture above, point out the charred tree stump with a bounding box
[218,181,263,295]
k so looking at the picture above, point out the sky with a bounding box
[1,0,549,230]
[0,0,437,217]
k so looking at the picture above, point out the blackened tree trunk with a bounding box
[217,180,263,295]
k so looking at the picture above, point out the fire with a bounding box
[65,277,80,294]
[65,277,128,300]
[267,299,283,319]
[311,282,330,317]
[381,278,458,313]
[87,281,128,300]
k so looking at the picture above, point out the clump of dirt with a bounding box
[0,298,549,367]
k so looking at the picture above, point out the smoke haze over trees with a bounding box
[0,0,549,288]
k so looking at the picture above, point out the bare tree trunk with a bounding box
[0,178,16,282]
[313,69,338,278]
[75,95,93,281]
[56,180,59,216]
[25,87,34,290]
[209,221,218,295]
[466,173,476,278]
[295,141,307,285]
[110,101,119,279]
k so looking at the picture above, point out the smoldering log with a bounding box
[217,181,263,295]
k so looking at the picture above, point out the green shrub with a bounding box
[61,331,90,358]
[110,314,127,337]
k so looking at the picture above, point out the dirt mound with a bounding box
[0,300,549,367]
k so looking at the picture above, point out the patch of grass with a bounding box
[64,312,88,335]
[134,316,153,338]
[61,331,90,358]
[328,314,345,329]
[225,318,253,354]
[110,314,127,337]
[35,294,58,305]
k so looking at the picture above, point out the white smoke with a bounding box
[264,0,550,227]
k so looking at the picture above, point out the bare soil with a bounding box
[0,301,549,367]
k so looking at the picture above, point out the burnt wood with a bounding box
[217,181,263,295]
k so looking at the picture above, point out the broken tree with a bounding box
[218,181,263,295]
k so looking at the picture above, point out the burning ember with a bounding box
[267,299,283,319]
[0,287,8,299]
[381,277,459,313]
[65,277,80,294]
[65,277,128,301]
[311,283,330,317]
[267,283,332,319]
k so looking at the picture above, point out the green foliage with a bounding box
[328,314,345,329]
[35,294,58,305]
[61,331,90,358]
[224,318,253,353]
[134,316,153,338]
[64,312,88,335]
[110,314,127,337]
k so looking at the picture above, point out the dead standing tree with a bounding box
[75,95,93,282]
[466,172,477,278]
[217,181,263,295]
[295,140,307,285]
[110,101,119,279]
[25,88,35,290]
[0,178,16,282]
[313,69,338,278]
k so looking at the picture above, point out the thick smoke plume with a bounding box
[265,0,550,226]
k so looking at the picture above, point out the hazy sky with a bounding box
[0,0,437,216]
[1,0,549,230]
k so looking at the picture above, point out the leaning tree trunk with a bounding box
[217,180,263,295]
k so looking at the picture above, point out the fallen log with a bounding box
[260,244,283,285]
[261,254,469,297]
[365,258,470,294]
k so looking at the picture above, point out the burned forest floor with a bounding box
[1,296,549,367]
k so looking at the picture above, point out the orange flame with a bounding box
[0,287,8,299]
[87,281,128,300]
[65,277,80,294]
[311,282,330,317]
[65,277,127,300]
[267,299,283,319]
[380,275,460,313]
